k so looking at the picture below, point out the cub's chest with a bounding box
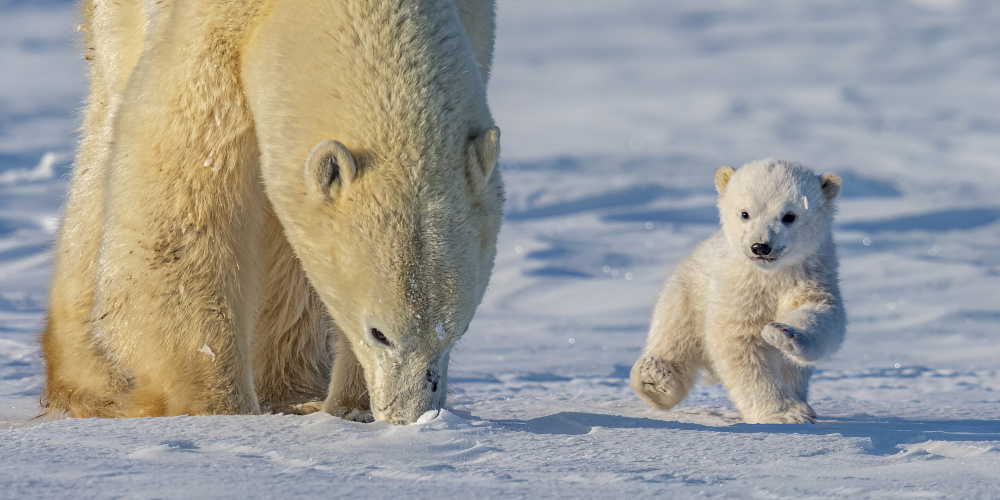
[710,264,803,321]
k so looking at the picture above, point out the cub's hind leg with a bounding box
[706,321,816,424]
[781,362,813,403]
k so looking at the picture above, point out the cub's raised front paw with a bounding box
[747,401,817,424]
[763,322,810,361]
[630,355,690,410]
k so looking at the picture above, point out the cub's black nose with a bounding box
[751,243,771,256]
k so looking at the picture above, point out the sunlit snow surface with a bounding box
[2,0,999,497]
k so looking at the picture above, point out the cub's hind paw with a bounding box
[748,401,817,424]
[630,355,690,410]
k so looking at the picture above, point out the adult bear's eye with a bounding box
[740,211,750,220]
[782,212,796,224]
[370,328,391,347]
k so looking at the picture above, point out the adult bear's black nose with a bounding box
[751,243,771,256]
[425,368,440,393]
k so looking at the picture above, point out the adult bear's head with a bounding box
[242,0,503,424]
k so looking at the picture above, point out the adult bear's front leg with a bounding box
[93,166,267,416]
[90,11,267,415]
[287,324,373,423]
[93,193,265,416]
[315,332,373,422]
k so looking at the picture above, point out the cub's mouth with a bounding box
[748,247,784,265]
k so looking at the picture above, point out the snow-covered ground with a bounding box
[2,0,999,497]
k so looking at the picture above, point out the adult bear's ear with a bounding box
[467,126,500,187]
[714,166,734,197]
[820,172,842,201]
[305,139,357,198]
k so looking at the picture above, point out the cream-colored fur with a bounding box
[41,0,501,425]
[631,159,846,424]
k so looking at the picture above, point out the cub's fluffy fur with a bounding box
[631,159,846,423]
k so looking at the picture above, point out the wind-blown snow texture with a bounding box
[2,0,999,497]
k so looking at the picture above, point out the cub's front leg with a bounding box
[762,322,813,363]
[763,287,846,365]
[630,271,705,412]
[706,318,815,424]
[630,354,698,411]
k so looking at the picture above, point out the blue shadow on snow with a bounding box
[505,184,685,221]
[602,205,718,225]
[483,411,1000,455]
[839,208,1000,233]
[836,171,903,199]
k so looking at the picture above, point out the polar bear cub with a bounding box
[631,159,846,423]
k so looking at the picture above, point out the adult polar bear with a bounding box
[41,0,503,425]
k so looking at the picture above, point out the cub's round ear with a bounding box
[714,166,735,197]
[305,140,356,198]
[467,125,500,187]
[820,172,842,201]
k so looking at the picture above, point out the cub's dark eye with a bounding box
[370,328,391,347]
[740,212,750,221]
[782,212,797,224]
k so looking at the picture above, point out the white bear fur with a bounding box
[631,159,846,424]
[41,0,502,425]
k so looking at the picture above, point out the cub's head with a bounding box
[714,159,840,269]
[282,130,503,425]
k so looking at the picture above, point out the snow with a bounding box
[2,0,999,497]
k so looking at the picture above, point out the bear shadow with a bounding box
[838,208,1000,233]
[483,410,1000,455]
[505,184,686,222]
[601,205,718,225]
[835,171,903,199]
